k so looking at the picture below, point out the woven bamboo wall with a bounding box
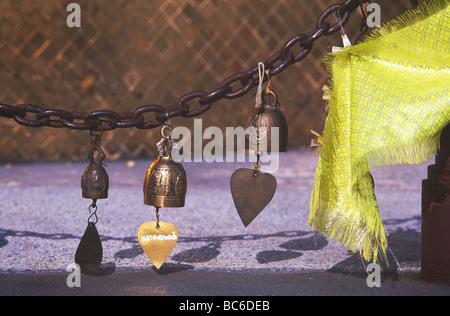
[0,0,415,162]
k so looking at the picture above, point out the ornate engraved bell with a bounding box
[143,126,187,208]
[246,90,288,152]
[81,135,109,200]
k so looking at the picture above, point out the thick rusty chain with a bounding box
[0,0,370,131]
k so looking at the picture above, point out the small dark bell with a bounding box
[246,90,288,152]
[81,145,109,200]
[81,162,109,199]
[143,134,187,208]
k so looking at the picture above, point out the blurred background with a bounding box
[0,0,416,162]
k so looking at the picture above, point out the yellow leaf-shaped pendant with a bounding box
[138,221,179,269]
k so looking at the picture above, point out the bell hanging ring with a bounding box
[81,134,109,200]
[246,90,288,153]
[143,125,187,208]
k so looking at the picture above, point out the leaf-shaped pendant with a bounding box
[138,221,179,269]
[75,222,103,274]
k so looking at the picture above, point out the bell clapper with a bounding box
[88,199,99,224]
[253,151,262,177]
[155,207,160,228]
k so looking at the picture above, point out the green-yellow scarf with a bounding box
[309,0,450,263]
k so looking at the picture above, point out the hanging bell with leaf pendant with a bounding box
[143,125,187,208]
[76,133,110,275]
[246,90,288,153]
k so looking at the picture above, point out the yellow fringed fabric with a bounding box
[309,0,450,263]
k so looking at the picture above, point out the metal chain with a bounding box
[0,0,369,132]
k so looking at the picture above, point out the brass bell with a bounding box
[81,135,109,200]
[246,89,288,152]
[143,125,187,208]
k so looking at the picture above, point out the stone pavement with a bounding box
[0,151,449,296]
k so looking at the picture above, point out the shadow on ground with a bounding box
[328,228,421,281]
[0,226,420,277]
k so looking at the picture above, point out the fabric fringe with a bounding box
[352,132,441,183]
[309,167,389,264]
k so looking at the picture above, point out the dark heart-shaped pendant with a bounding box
[230,168,277,227]
[75,222,103,274]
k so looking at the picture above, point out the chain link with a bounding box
[0,0,369,132]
